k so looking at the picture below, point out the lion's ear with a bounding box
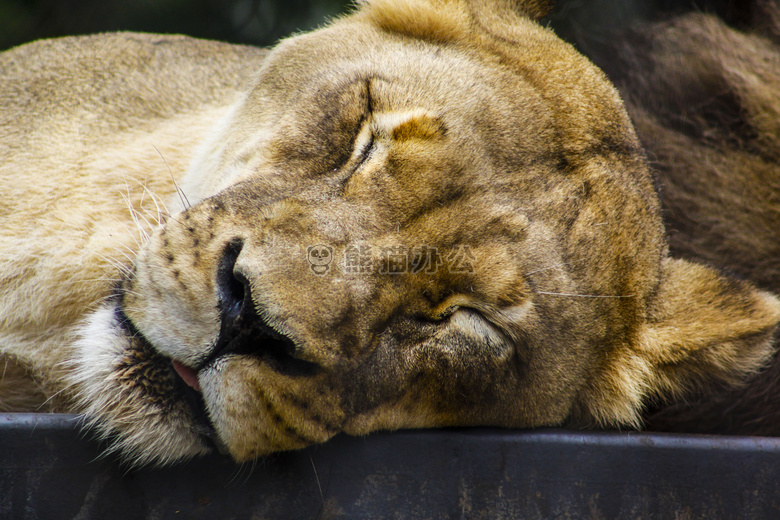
[639,258,780,393]
[582,258,780,427]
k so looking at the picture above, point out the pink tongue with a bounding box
[172,360,201,392]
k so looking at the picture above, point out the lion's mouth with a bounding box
[168,359,231,453]
[169,360,229,453]
[172,359,201,392]
[113,306,224,452]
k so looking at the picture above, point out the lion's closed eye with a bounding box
[345,124,377,174]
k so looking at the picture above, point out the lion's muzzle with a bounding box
[201,237,320,378]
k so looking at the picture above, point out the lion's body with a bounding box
[1,0,779,465]
[0,34,267,410]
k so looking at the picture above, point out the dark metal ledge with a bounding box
[2,413,779,519]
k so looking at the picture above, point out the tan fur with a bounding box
[1,0,779,465]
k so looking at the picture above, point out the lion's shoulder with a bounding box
[0,34,267,362]
[1,33,268,139]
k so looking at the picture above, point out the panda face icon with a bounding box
[307,244,334,275]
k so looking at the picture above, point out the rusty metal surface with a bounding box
[2,413,780,519]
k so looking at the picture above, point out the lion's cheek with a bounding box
[200,356,344,462]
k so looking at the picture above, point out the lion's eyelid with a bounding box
[356,125,376,162]
[341,124,377,177]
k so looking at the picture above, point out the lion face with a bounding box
[66,0,780,465]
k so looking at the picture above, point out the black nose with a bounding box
[207,238,319,377]
[216,238,249,324]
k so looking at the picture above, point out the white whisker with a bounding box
[536,291,636,299]
[311,456,325,505]
[525,262,571,277]
[141,181,172,224]
[153,145,190,210]
[37,378,78,411]
[54,277,122,287]
[116,193,148,249]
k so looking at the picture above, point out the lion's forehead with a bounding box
[235,28,556,149]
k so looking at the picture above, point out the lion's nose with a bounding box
[207,238,321,377]
[216,238,250,324]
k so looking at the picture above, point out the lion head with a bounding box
[64,0,780,465]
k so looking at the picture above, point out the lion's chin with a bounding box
[66,303,214,467]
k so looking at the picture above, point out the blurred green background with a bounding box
[0,0,352,50]
[0,0,748,52]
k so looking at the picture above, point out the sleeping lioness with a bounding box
[1,0,779,466]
